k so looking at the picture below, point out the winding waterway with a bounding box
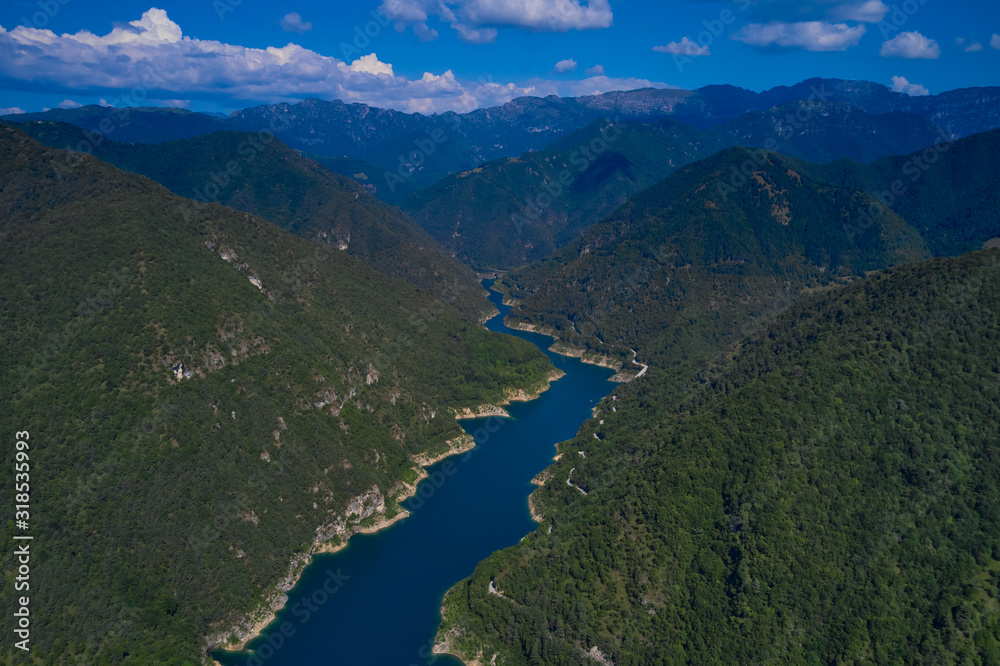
[215,283,616,665]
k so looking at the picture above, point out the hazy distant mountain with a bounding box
[6,78,999,202]
[2,105,230,143]
[752,78,1000,139]
[225,80,1000,193]
[709,100,946,164]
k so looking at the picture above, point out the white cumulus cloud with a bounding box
[653,37,710,56]
[0,8,546,113]
[890,75,929,96]
[279,13,312,33]
[380,0,612,43]
[554,58,577,73]
[733,21,866,51]
[349,53,394,76]
[57,99,82,108]
[0,8,670,114]
[992,33,1000,49]
[880,31,940,59]
[964,41,982,52]
[0,107,25,115]
[584,64,604,76]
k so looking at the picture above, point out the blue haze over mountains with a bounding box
[6,78,1000,198]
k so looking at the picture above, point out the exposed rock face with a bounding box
[585,645,615,666]
[313,486,386,545]
[453,404,510,420]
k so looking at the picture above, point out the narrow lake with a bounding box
[214,283,616,665]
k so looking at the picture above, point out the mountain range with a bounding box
[401,101,946,268]
[3,75,1000,666]
[497,129,1000,371]
[6,77,1000,204]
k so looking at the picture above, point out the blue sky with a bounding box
[1,0,998,115]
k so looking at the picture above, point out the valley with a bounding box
[212,285,618,666]
[2,30,999,664]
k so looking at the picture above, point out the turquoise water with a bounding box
[214,283,616,666]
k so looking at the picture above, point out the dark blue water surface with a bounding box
[214,283,615,666]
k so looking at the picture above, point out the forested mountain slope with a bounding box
[499,147,930,370]
[401,119,724,268]
[806,129,1000,258]
[0,126,554,663]
[12,121,491,319]
[440,249,1000,665]
[402,105,942,269]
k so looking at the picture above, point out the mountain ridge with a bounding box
[8,121,493,320]
[401,102,945,268]
[0,125,555,663]
[6,78,999,205]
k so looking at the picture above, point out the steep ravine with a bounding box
[212,284,617,665]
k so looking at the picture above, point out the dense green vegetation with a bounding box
[402,105,944,269]
[805,129,1000,258]
[499,147,930,370]
[709,100,944,165]
[440,249,1000,665]
[13,122,491,319]
[401,119,722,268]
[0,126,554,664]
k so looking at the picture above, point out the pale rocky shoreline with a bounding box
[205,368,566,664]
[505,321,639,382]
[528,492,545,523]
[454,404,511,420]
[453,368,565,420]
[204,435,478,663]
[434,617,496,666]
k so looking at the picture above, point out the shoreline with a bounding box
[209,289,571,664]
[527,492,545,523]
[431,620,483,666]
[206,369,565,661]
[477,304,500,326]
[433,318,616,665]
[453,368,565,420]
[433,608,491,666]
[206,433,479,661]
[505,320,634,380]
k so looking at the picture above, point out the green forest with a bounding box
[0,126,554,663]
[498,146,931,372]
[13,121,492,320]
[440,249,1000,665]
